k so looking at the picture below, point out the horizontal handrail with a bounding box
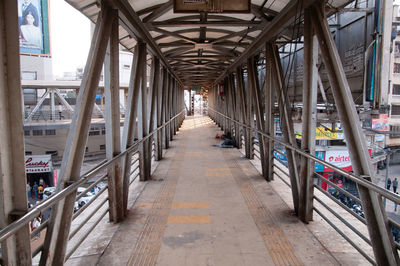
[0,110,184,243]
[208,108,400,204]
[313,207,376,265]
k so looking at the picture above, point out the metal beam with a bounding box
[25,90,50,122]
[264,43,274,181]
[121,41,146,214]
[40,5,114,265]
[299,8,318,223]
[248,56,267,179]
[148,56,160,165]
[215,0,316,83]
[162,71,170,148]
[107,0,183,85]
[148,21,262,28]
[0,0,32,264]
[268,42,300,215]
[142,0,172,23]
[138,44,149,181]
[104,10,124,222]
[309,3,398,265]
[155,66,164,161]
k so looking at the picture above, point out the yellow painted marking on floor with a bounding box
[171,202,209,209]
[206,173,232,177]
[185,152,204,157]
[167,215,211,224]
[135,202,153,209]
[205,168,230,171]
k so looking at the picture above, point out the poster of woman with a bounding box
[18,0,50,55]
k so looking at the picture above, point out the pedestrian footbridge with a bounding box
[60,116,372,265]
[1,0,400,265]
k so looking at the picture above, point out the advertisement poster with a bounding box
[295,127,344,140]
[274,150,325,172]
[372,114,389,131]
[324,149,371,172]
[25,155,52,173]
[18,0,51,55]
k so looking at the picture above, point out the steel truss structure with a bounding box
[0,0,399,265]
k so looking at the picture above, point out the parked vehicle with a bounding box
[77,187,94,207]
[43,187,56,200]
[74,202,79,213]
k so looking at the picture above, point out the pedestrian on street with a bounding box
[38,184,43,200]
[387,177,392,190]
[33,182,38,199]
[26,183,31,199]
[395,192,399,212]
[394,178,398,193]
[32,216,41,238]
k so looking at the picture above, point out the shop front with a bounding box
[25,155,55,187]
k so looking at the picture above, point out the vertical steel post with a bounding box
[40,6,114,265]
[236,67,250,157]
[163,73,170,149]
[267,42,300,214]
[246,66,255,160]
[147,56,160,172]
[310,4,398,264]
[169,78,175,139]
[0,0,32,264]
[264,43,275,181]
[120,41,146,215]
[248,57,268,179]
[299,8,318,223]
[51,90,56,121]
[104,9,124,222]
[223,77,230,134]
[233,74,242,149]
[138,44,149,181]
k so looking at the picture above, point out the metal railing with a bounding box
[0,110,185,261]
[209,107,400,265]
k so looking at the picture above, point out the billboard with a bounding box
[295,127,344,140]
[274,150,324,172]
[372,114,389,131]
[18,0,51,55]
[323,149,372,172]
[25,155,52,173]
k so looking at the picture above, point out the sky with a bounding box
[49,0,91,77]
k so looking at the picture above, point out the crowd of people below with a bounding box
[26,179,46,200]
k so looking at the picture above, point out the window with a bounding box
[46,151,58,156]
[25,151,32,155]
[32,130,42,136]
[45,129,56,135]
[395,42,400,58]
[123,64,130,70]
[24,130,30,136]
[392,105,400,116]
[390,125,400,139]
[100,144,106,150]
[89,131,100,136]
[394,84,400,95]
[21,71,37,80]
[394,63,400,74]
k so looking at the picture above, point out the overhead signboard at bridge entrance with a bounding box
[174,0,250,13]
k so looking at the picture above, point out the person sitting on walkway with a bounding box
[213,131,237,148]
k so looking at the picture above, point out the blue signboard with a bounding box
[274,150,325,172]
[314,151,324,172]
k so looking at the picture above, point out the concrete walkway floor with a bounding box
[67,116,363,265]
